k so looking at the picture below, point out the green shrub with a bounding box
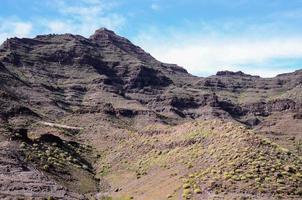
[194,188,202,194]
[42,164,49,171]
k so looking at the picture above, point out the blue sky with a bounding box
[1,0,302,77]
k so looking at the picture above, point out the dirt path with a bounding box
[39,121,84,130]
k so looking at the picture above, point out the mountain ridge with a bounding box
[0,28,301,199]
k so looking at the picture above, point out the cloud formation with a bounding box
[45,0,125,36]
[0,0,125,43]
[133,24,302,77]
[0,18,32,44]
[137,38,302,77]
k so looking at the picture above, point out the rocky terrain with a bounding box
[0,28,301,199]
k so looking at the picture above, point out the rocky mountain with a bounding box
[0,28,301,200]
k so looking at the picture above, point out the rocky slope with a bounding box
[0,28,301,199]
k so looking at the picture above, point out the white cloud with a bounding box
[0,0,125,43]
[0,0,119,42]
[12,22,32,36]
[48,21,71,33]
[45,0,125,36]
[0,19,33,43]
[134,28,302,77]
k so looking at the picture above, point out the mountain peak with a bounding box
[93,27,116,34]
[1,28,302,200]
[89,27,159,63]
[89,27,119,40]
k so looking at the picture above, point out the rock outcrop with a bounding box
[0,28,301,199]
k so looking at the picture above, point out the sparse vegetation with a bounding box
[1,26,302,200]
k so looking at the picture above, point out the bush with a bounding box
[182,188,191,198]
[194,188,202,194]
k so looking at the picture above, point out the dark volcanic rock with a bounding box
[89,28,155,62]
[244,117,261,126]
[218,100,245,116]
[0,27,301,123]
[0,27,302,199]
[216,70,260,78]
[243,99,299,116]
[125,65,172,90]
[0,27,190,122]
[293,113,302,119]
[169,96,200,109]
[38,133,64,144]
[3,105,40,119]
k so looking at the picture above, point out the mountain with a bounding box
[0,28,301,200]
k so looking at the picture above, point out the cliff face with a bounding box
[0,28,301,199]
[0,28,193,122]
[1,28,301,124]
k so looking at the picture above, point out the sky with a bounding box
[1,0,302,77]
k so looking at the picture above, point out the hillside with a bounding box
[0,28,301,200]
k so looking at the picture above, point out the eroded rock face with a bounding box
[0,28,302,199]
[0,28,189,121]
[216,70,260,78]
[1,28,301,123]
[89,28,155,63]
[0,141,82,199]
[125,65,172,90]
[243,99,300,116]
